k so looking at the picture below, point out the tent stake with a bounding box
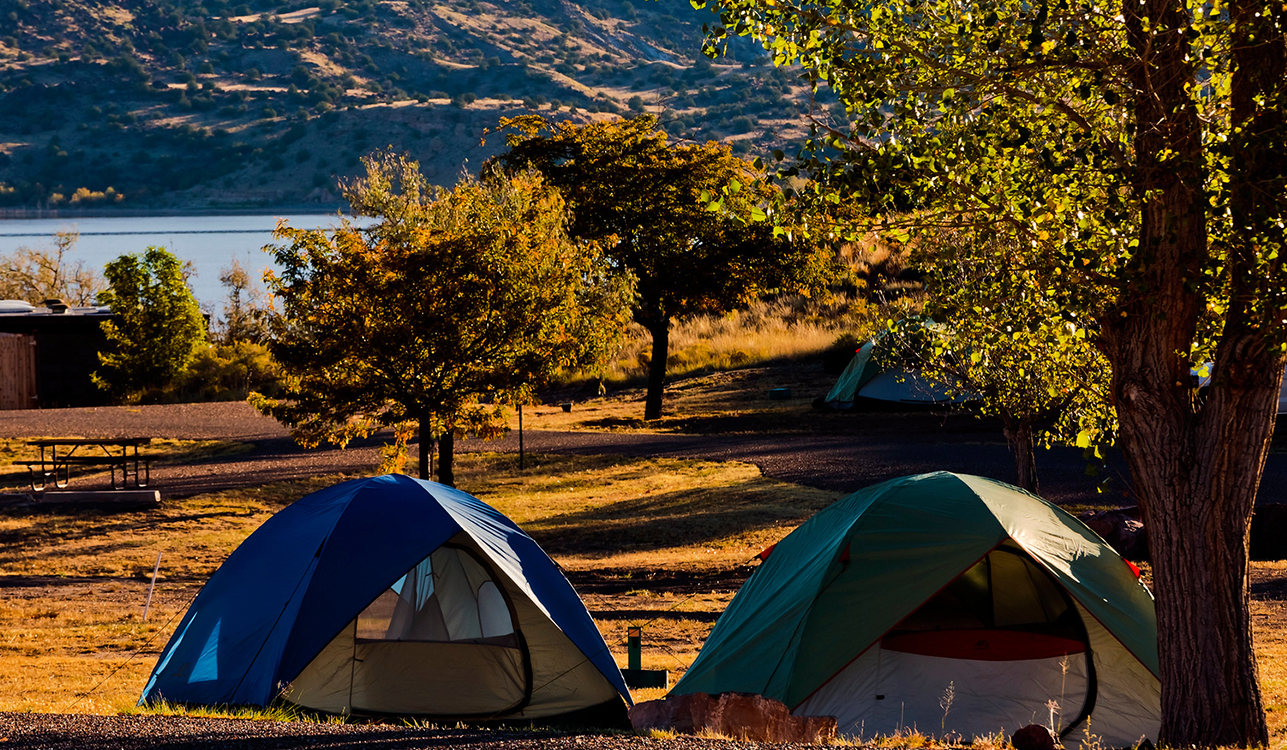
[142,552,161,622]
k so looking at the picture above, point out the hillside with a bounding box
[0,0,830,212]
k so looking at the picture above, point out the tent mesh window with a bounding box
[884,542,1089,659]
[356,544,518,647]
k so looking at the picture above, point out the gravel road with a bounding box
[0,713,801,750]
[3,400,1287,505]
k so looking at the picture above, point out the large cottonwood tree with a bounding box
[253,152,633,486]
[697,0,1287,743]
[495,115,831,420]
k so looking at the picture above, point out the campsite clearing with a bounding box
[0,454,830,715]
[2,452,1287,747]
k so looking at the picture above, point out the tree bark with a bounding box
[1001,416,1038,494]
[438,430,455,488]
[1108,0,1278,741]
[1111,345,1278,747]
[418,418,431,480]
[644,318,670,421]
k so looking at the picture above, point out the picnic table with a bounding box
[26,437,152,492]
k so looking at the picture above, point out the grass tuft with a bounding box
[125,698,350,723]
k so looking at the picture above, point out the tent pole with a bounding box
[519,403,525,470]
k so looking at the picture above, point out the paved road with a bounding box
[2,401,1284,506]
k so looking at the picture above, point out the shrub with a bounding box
[176,341,282,401]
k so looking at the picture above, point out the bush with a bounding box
[176,341,282,401]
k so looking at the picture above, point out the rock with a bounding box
[1079,508,1148,560]
[628,692,836,744]
[1012,723,1060,750]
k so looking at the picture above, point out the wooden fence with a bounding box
[0,333,38,410]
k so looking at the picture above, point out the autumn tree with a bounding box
[699,0,1287,742]
[252,152,634,487]
[0,231,102,305]
[494,115,831,420]
[94,246,208,401]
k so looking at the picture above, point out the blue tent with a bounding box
[141,475,631,720]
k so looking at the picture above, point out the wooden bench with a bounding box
[26,438,152,492]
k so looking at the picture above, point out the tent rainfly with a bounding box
[672,472,1159,748]
[140,475,631,722]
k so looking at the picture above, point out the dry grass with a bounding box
[512,364,852,435]
[595,295,877,387]
[119,698,348,723]
[457,452,838,572]
[0,475,337,579]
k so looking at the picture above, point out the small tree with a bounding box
[252,152,634,486]
[93,247,207,401]
[175,258,279,402]
[0,231,102,305]
[495,114,831,419]
[899,226,1115,493]
[214,258,271,345]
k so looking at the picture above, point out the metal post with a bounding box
[627,625,642,671]
[518,403,525,470]
[143,552,161,622]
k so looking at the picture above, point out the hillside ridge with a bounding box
[0,0,829,211]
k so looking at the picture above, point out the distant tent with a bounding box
[824,333,975,409]
[673,472,1159,748]
[141,475,630,722]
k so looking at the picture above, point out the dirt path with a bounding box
[4,401,1287,506]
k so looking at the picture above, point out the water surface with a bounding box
[0,214,362,310]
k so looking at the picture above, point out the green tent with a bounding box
[825,334,975,408]
[673,472,1159,747]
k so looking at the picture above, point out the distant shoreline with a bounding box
[0,204,349,221]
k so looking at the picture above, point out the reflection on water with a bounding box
[0,214,369,309]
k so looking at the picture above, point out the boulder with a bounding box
[1011,724,1060,750]
[1079,507,1148,560]
[628,692,836,744]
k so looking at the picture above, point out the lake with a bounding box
[0,214,366,312]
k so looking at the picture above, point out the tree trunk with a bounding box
[644,318,670,421]
[1112,351,1278,747]
[1000,415,1038,494]
[1110,0,1276,740]
[417,418,431,480]
[438,430,455,488]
